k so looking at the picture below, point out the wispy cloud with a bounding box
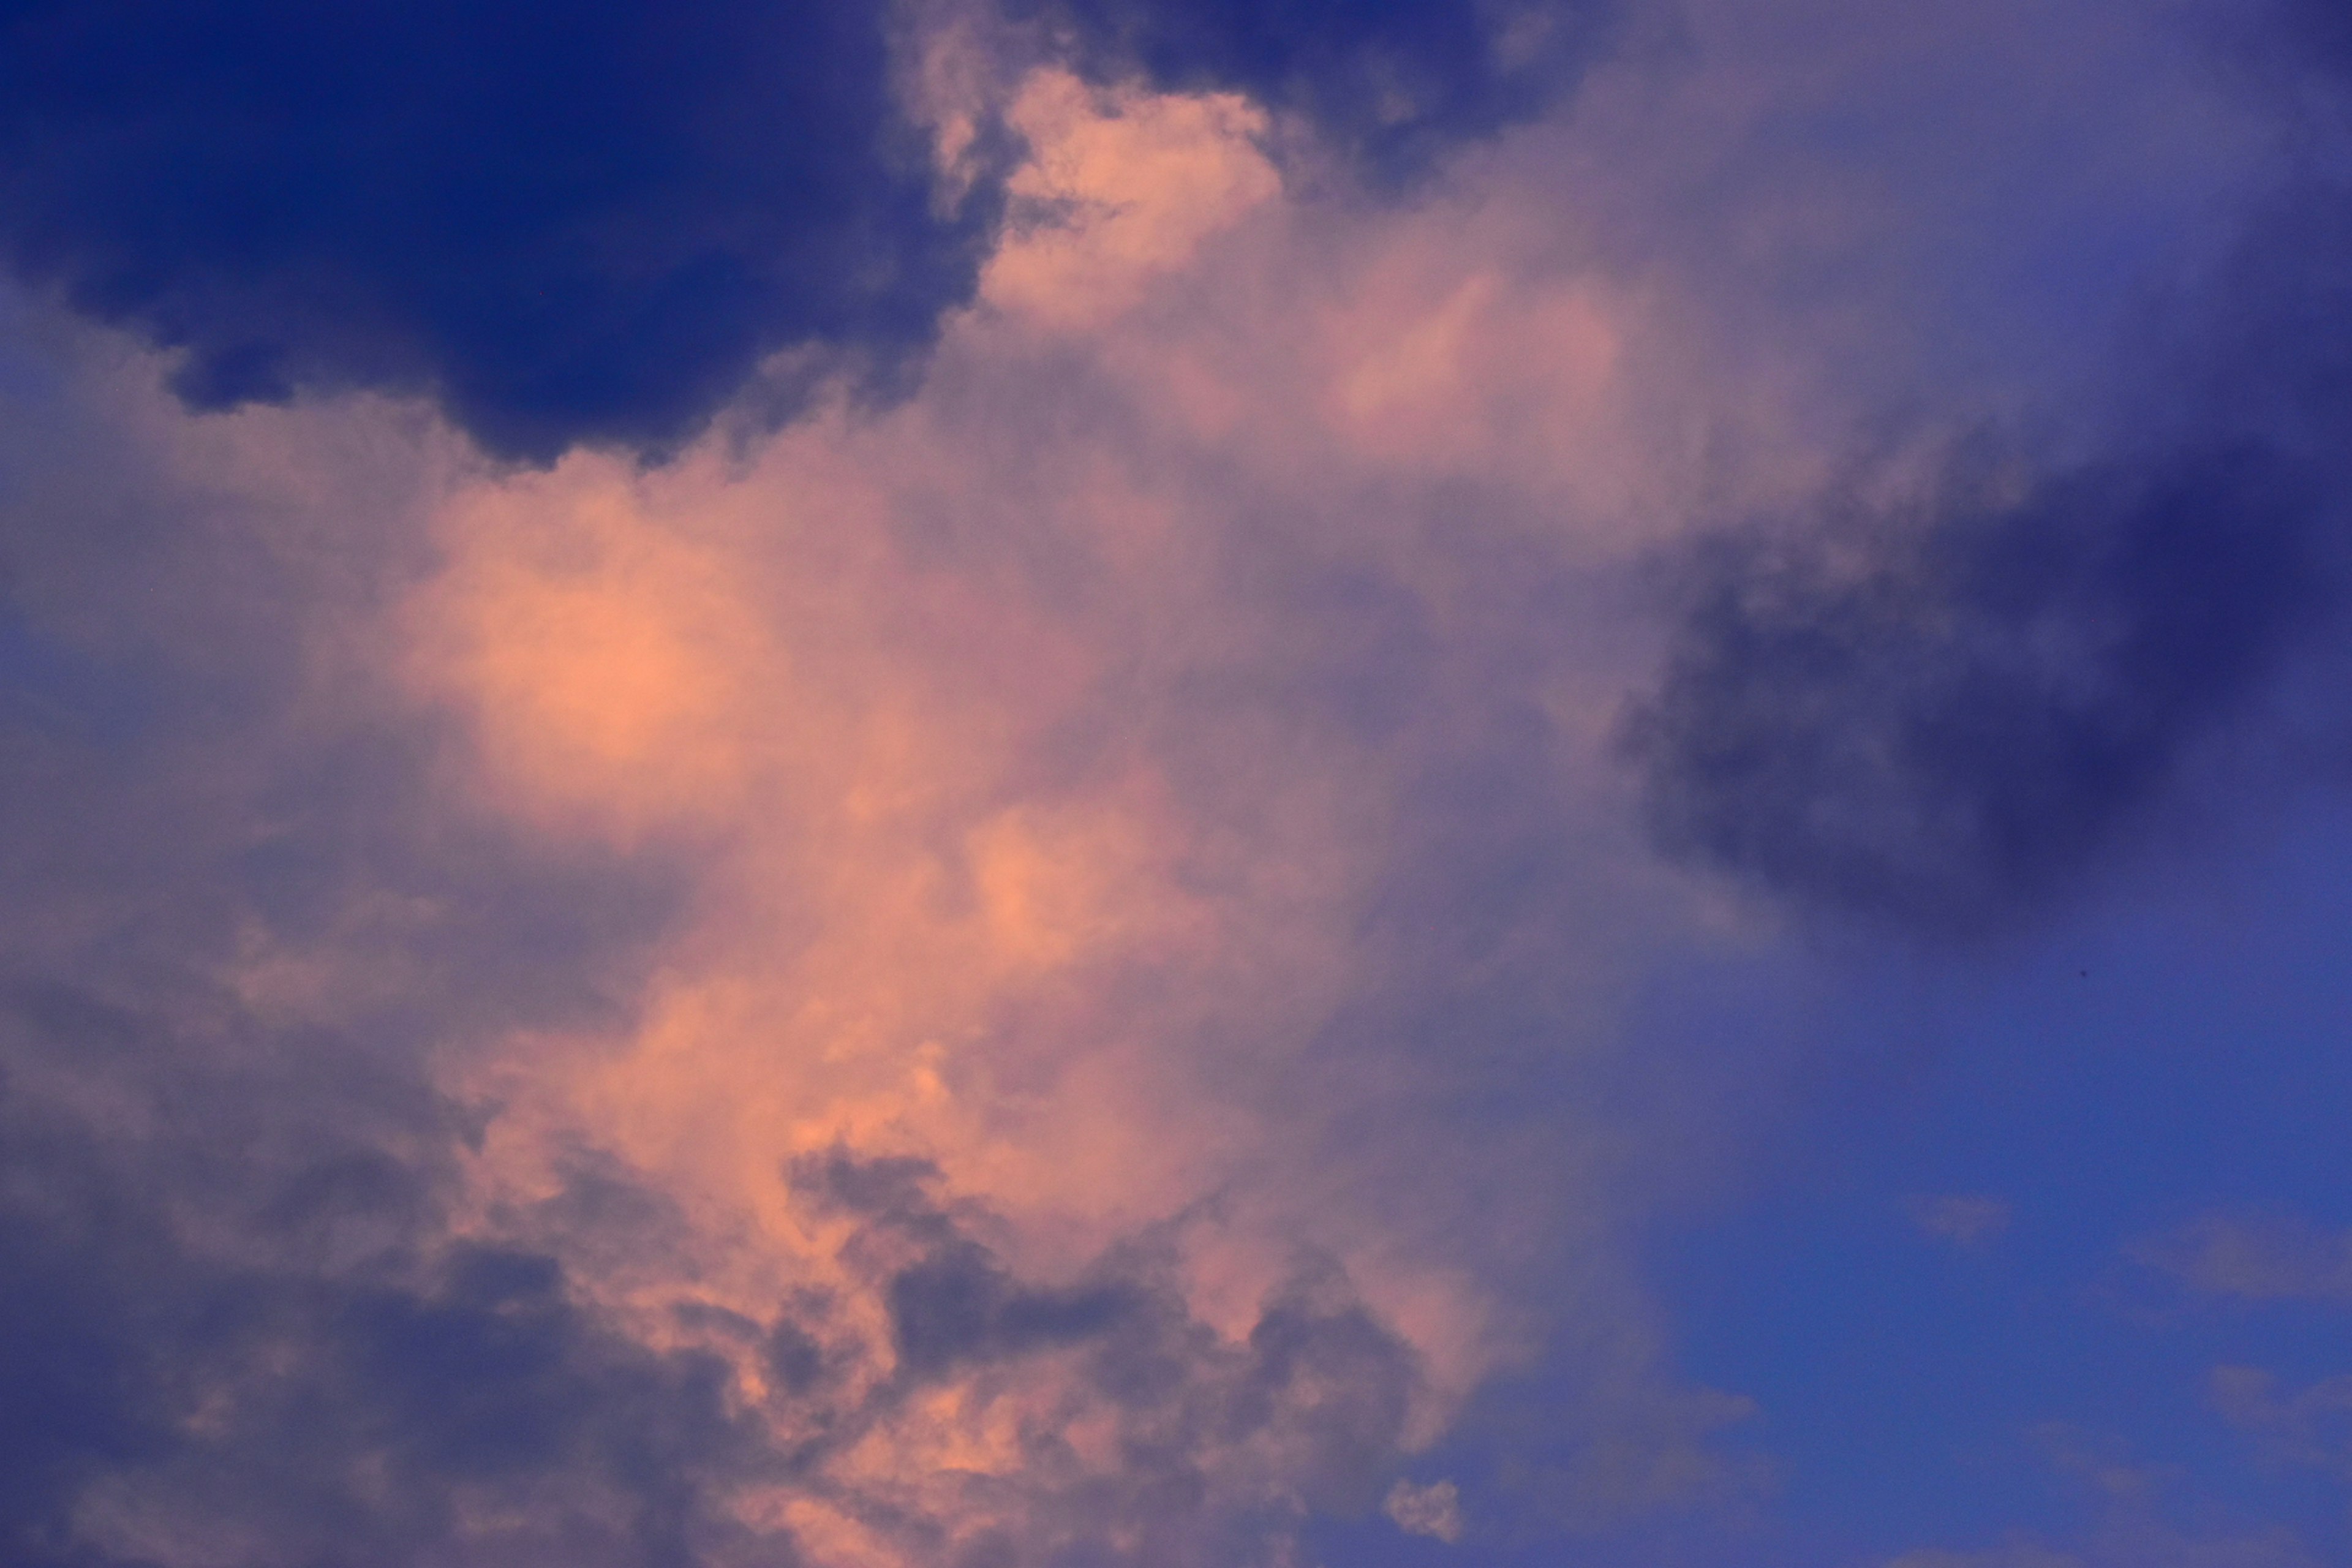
[2133,1213,2352,1305]
[1907,1195,2012,1248]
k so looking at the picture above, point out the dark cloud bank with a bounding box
[1623,2,2352,938]
[0,0,1613,464]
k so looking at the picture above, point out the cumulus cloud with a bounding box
[0,37,1752,1562]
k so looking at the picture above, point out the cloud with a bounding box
[0,961,771,1568]
[2209,1366,2352,1481]
[1615,0,2352,937]
[0,322,761,1565]
[2132,1213,2352,1305]
[1382,1477,1462,1542]
[1013,0,1619,180]
[760,1150,1432,1563]
[9,1,2326,1560]
[0,43,1752,1560]
[0,0,1623,464]
[0,990,1436,1568]
[0,0,1006,465]
[1623,437,2335,936]
[1886,1548,2084,1568]
[1880,1422,2330,1568]
[0,953,1439,1568]
[1907,1195,2012,1248]
[1883,1545,2318,1568]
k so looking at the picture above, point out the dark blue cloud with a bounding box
[1017,0,1616,179]
[0,0,993,464]
[1619,6,2352,938]
[1623,442,2336,935]
[0,0,1615,464]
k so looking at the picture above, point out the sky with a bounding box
[1,1,2351,1564]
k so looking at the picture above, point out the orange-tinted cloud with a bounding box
[373,64,1752,1562]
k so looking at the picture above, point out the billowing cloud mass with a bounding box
[0,53,1707,1564]
[4,1,2352,1566]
